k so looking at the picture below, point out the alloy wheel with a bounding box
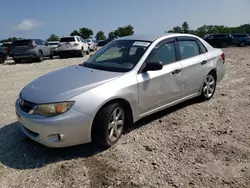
[108,107,125,142]
[203,75,216,98]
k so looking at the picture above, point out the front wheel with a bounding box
[200,72,217,100]
[91,103,125,148]
[37,51,43,62]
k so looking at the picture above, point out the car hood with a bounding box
[21,65,124,104]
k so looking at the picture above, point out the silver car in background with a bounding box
[15,33,225,148]
[48,41,59,57]
[10,39,53,63]
[86,39,97,51]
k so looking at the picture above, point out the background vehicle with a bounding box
[48,41,59,57]
[97,38,113,46]
[1,42,12,56]
[0,46,8,64]
[231,33,250,47]
[204,34,233,48]
[57,36,89,58]
[85,39,97,51]
[10,39,53,63]
[16,33,225,148]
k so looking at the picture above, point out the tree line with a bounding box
[167,22,250,37]
[1,22,250,43]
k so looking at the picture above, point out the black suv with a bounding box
[204,34,233,48]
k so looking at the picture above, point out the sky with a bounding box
[0,0,250,40]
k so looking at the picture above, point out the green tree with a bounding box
[79,28,93,39]
[108,31,116,40]
[70,30,80,36]
[47,34,59,41]
[173,26,183,33]
[95,31,106,40]
[182,21,189,33]
[113,25,134,37]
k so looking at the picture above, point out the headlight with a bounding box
[33,101,74,117]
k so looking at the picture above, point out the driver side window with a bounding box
[148,42,176,65]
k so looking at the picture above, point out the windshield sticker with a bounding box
[133,41,150,47]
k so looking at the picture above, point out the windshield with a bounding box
[83,40,151,72]
[59,37,75,42]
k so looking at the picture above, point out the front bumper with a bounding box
[15,100,93,148]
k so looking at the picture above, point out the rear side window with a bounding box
[196,40,207,53]
[60,37,75,42]
[178,40,200,60]
[76,37,80,42]
[149,42,176,65]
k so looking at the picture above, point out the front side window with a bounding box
[83,40,151,72]
[148,42,176,65]
[178,40,200,60]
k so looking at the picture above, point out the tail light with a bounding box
[74,43,79,46]
[221,53,225,63]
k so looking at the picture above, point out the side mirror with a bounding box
[143,61,163,72]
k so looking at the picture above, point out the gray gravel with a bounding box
[0,48,250,188]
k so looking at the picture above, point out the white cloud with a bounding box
[14,19,41,31]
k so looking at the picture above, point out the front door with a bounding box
[137,39,183,116]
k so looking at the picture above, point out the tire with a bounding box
[86,48,90,55]
[14,59,22,63]
[79,48,85,57]
[91,103,126,148]
[221,42,228,48]
[50,54,53,59]
[37,51,43,62]
[200,72,217,100]
[239,42,246,47]
[0,56,5,64]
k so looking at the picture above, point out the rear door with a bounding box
[137,38,183,115]
[176,37,208,96]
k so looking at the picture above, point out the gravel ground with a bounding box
[0,47,249,188]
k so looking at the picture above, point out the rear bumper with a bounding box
[11,53,37,59]
[217,64,225,83]
[57,50,82,56]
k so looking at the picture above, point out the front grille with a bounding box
[19,97,37,113]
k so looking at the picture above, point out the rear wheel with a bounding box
[91,103,125,148]
[37,51,43,62]
[240,41,246,47]
[14,59,22,63]
[200,72,217,100]
[0,56,5,64]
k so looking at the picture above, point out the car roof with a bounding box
[115,33,201,42]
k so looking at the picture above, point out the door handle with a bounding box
[172,69,181,75]
[201,60,207,65]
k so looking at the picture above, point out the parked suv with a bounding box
[231,34,250,47]
[57,36,89,58]
[10,39,53,63]
[204,34,233,48]
[85,39,97,51]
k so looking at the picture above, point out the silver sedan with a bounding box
[15,33,225,148]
